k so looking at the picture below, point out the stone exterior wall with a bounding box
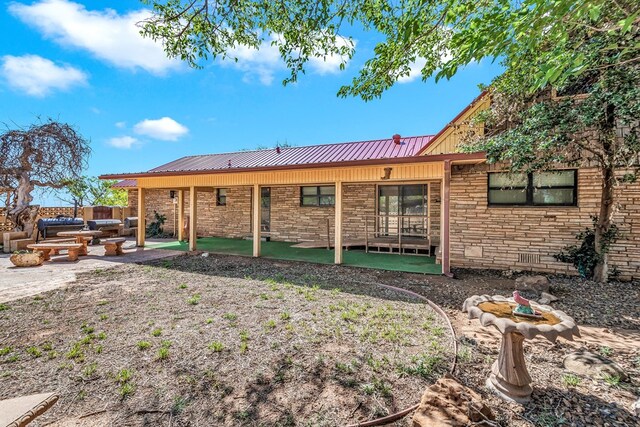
[449,164,640,280]
[129,183,441,244]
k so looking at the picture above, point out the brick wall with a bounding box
[449,164,640,280]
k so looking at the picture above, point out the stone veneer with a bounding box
[128,182,441,244]
[449,164,639,281]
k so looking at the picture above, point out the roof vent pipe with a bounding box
[276,146,281,154]
[392,134,401,145]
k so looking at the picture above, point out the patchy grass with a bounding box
[0,258,453,426]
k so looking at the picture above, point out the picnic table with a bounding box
[56,230,103,256]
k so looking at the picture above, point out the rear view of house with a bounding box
[103,93,640,280]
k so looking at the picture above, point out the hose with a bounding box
[344,283,459,427]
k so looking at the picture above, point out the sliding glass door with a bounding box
[377,184,428,237]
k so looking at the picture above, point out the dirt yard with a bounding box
[1,253,639,426]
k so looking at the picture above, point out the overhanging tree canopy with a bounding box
[140,0,639,100]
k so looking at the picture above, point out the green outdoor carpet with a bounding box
[148,237,441,275]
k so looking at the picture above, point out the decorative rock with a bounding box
[9,251,44,267]
[563,350,628,381]
[515,275,550,293]
[540,292,559,304]
[201,252,210,257]
[412,374,494,427]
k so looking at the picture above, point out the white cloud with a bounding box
[224,34,354,85]
[107,136,138,149]
[9,0,180,74]
[1,54,87,97]
[397,51,453,84]
[115,121,126,129]
[133,117,188,141]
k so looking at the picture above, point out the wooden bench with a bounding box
[27,243,83,262]
[102,237,126,256]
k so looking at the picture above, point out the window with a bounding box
[300,186,335,206]
[488,170,577,206]
[216,188,228,206]
[378,185,428,216]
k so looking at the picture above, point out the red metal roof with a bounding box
[112,179,137,188]
[145,135,433,174]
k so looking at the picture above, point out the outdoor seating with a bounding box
[2,231,34,254]
[27,243,83,261]
[102,237,127,256]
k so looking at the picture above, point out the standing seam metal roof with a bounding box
[147,135,433,173]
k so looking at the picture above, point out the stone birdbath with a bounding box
[462,294,580,403]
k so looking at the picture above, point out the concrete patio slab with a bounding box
[0,238,183,303]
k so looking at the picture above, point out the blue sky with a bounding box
[1,0,503,205]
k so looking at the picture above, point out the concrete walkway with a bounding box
[0,239,182,303]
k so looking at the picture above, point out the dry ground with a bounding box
[1,253,639,426]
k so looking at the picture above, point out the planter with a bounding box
[10,251,45,267]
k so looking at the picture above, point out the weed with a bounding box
[157,347,170,360]
[264,319,277,329]
[66,343,84,361]
[561,373,581,387]
[280,311,291,321]
[160,340,172,348]
[6,355,19,363]
[361,377,392,397]
[172,396,189,414]
[97,332,107,340]
[99,314,109,321]
[0,303,10,311]
[58,362,73,370]
[208,341,224,352]
[223,313,238,321]
[400,353,444,379]
[601,373,621,387]
[239,330,250,342]
[137,341,151,350]
[119,382,135,397]
[94,345,103,354]
[26,346,42,358]
[81,324,95,335]
[178,283,188,289]
[457,346,473,363]
[187,294,201,305]
[239,342,248,354]
[0,346,13,356]
[259,293,269,300]
[83,362,98,377]
[335,361,356,374]
[47,351,59,359]
[205,318,214,324]
[42,342,53,351]
[116,369,133,383]
[599,346,613,357]
[96,300,109,306]
[151,328,162,337]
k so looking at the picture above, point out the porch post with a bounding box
[177,190,185,241]
[137,187,146,247]
[252,184,261,257]
[189,187,197,251]
[334,181,343,264]
[442,161,452,276]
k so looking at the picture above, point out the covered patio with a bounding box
[148,236,442,274]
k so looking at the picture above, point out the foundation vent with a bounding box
[518,253,541,264]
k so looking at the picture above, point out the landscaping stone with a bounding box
[412,374,494,427]
[563,350,628,381]
[539,291,559,305]
[514,275,550,293]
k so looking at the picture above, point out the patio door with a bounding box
[377,184,428,237]
[261,187,271,232]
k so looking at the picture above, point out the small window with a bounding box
[300,186,335,206]
[216,188,228,206]
[488,170,577,206]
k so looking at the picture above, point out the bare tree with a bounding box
[0,120,90,236]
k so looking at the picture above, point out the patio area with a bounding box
[148,237,442,274]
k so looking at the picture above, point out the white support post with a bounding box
[252,184,261,257]
[189,187,197,251]
[136,187,146,247]
[334,181,343,264]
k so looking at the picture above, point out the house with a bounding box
[102,93,640,280]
